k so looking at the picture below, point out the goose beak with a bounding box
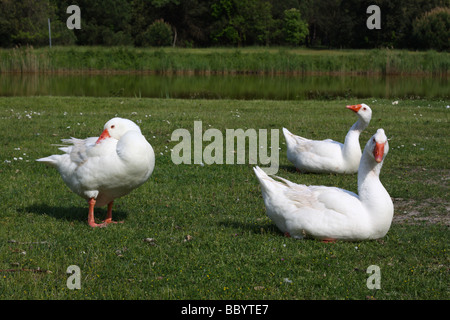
[374,142,385,163]
[96,129,111,144]
[346,104,362,113]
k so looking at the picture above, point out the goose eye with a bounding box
[363,107,367,110]
[111,125,115,129]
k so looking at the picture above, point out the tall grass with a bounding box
[0,46,448,75]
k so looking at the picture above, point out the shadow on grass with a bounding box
[19,203,128,224]
[278,164,341,176]
[278,164,297,174]
[217,219,283,237]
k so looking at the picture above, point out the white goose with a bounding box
[254,129,393,241]
[283,104,372,174]
[37,117,155,227]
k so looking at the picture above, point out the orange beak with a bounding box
[346,104,362,113]
[96,129,111,144]
[373,142,385,163]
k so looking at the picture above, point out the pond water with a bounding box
[0,73,448,100]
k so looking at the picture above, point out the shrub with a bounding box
[412,7,450,51]
[143,19,173,47]
[283,8,309,46]
[50,20,77,46]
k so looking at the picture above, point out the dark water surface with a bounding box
[0,73,448,100]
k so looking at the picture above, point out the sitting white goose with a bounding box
[283,104,372,174]
[37,117,155,227]
[254,128,393,241]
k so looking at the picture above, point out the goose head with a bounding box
[96,117,142,144]
[365,128,389,163]
[346,103,372,127]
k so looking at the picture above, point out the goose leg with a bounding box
[87,198,107,228]
[103,201,123,224]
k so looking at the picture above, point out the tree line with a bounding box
[1,0,449,51]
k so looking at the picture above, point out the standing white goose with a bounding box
[283,104,372,174]
[37,117,155,227]
[254,129,393,241]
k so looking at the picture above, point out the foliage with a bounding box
[211,0,274,46]
[0,0,449,49]
[412,7,450,51]
[142,19,173,47]
[0,0,54,47]
[282,8,309,46]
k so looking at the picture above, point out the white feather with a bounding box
[37,117,155,208]
[254,129,393,241]
[283,104,372,173]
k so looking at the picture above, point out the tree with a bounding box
[211,0,240,45]
[0,0,57,47]
[283,8,308,46]
[142,19,173,46]
[211,0,274,46]
[412,7,450,51]
[2,0,448,49]
[60,0,133,45]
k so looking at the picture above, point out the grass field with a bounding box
[0,96,448,300]
[1,46,449,75]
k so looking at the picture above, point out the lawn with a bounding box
[0,96,448,300]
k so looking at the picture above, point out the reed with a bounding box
[0,46,448,75]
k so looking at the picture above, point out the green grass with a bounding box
[0,46,449,75]
[0,96,448,300]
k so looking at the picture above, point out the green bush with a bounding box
[50,20,77,46]
[412,7,450,51]
[282,8,309,46]
[143,19,173,47]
